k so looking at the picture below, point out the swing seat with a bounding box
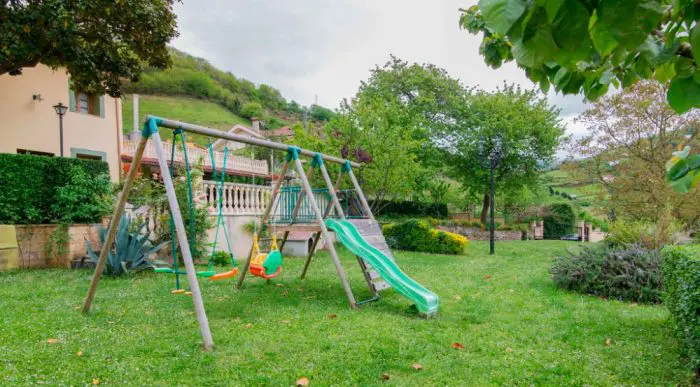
[210,267,239,281]
[250,250,283,279]
[154,267,216,277]
[250,263,281,279]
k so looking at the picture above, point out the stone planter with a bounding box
[436,225,525,241]
[12,223,102,269]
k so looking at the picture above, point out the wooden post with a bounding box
[346,166,374,220]
[279,164,314,251]
[151,132,214,350]
[236,161,290,289]
[301,171,344,279]
[319,162,345,218]
[82,135,148,314]
[293,158,356,307]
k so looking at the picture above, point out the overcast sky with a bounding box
[172,0,589,139]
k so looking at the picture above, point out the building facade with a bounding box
[0,64,122,181]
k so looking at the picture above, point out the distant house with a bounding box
[263,126,294,140]
[0,64,122,181]
[211,120,266,152]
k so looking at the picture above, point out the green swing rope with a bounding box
[208,143,236,268]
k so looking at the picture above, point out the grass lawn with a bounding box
[0,241,692,385]
[121,95,251,146]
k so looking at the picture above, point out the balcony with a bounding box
[121,139,269,178]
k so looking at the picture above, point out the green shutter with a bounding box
[68,89,76,112]
[98,95,105,118]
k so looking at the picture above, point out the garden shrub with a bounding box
[0,153,112,224]
[607,220,682,250]
[371,200,448,218]
[550,244,663,303]
[383,219,467,255]
[211,251,233,266]
[662,245,700,376]
[543,203,576,239]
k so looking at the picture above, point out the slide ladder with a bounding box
[326,218,439,316]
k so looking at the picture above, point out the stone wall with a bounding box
[436,225,525,241]
[13,224,101,269]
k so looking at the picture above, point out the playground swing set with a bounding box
[81,116,438,351]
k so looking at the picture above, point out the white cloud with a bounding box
[172,0,590,137]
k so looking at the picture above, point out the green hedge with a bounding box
[0,153,112,224]
[383,219,467,255]
[550,244,663,303]
[543,203,576,239]
[371,200,448,218]
[662,245,700,376]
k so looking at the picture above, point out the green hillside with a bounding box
[121,94,251,146]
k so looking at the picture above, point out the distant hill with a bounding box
[121,47,335,133]
[121,94,252,147]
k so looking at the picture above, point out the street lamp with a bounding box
[53,102,68,157]
[488,142,502,255]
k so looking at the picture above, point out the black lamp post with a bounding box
[488,143,502,256]
[53,102,68,157]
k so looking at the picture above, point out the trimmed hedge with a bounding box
[0,153,112,224]
[662,245,700,377]
[543,203,576,239]
[370,199,448,218]
[382,219,467,255]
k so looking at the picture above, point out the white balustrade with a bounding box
[202,181,273,216]
[122,140,268,176]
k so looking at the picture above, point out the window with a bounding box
[17,149,54,157]
[76,153,102,162]
[75,92,100,116]
[70,148,106,162]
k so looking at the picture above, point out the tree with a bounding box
[240,102,264,119]
[459,0,700,113]
[567,81,699,224]
[441,84,565,223]
[1,0,179,97]
[292,56,469,212]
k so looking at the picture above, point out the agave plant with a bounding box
[85,214,168,276]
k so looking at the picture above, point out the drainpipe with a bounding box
[115,98,122,179]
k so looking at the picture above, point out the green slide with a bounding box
[326,219,439,316]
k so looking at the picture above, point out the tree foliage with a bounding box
[0,0,179,97]
[459,0,700,113]
[567,81,699,224]
[440,84,565,222]
[292,56,468,211]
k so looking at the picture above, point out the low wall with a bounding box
[436,225,524,241]
[13,223,101,269]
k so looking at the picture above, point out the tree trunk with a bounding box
[480,192,489,224]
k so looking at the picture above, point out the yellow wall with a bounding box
[0,64,121,181]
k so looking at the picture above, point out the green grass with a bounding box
[0,242,692,385]
[122,95,251,146]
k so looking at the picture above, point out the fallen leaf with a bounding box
[381,373,390,381]
[605,338,612,346]
[76,350,83,357]
[280,320,291,324]
[304,295,316,299]
[244,323,253,329]
[327,314,337,319]
[92,379,100,385]
[453,295,461,301]
[411,363,423,371]
[452,342,465,350]
[505,347,513,353]
[296,377,309,386]
[281,290,289,297]
[483,275,492,280]
[276,283,284,287]
[46,338,58,344]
